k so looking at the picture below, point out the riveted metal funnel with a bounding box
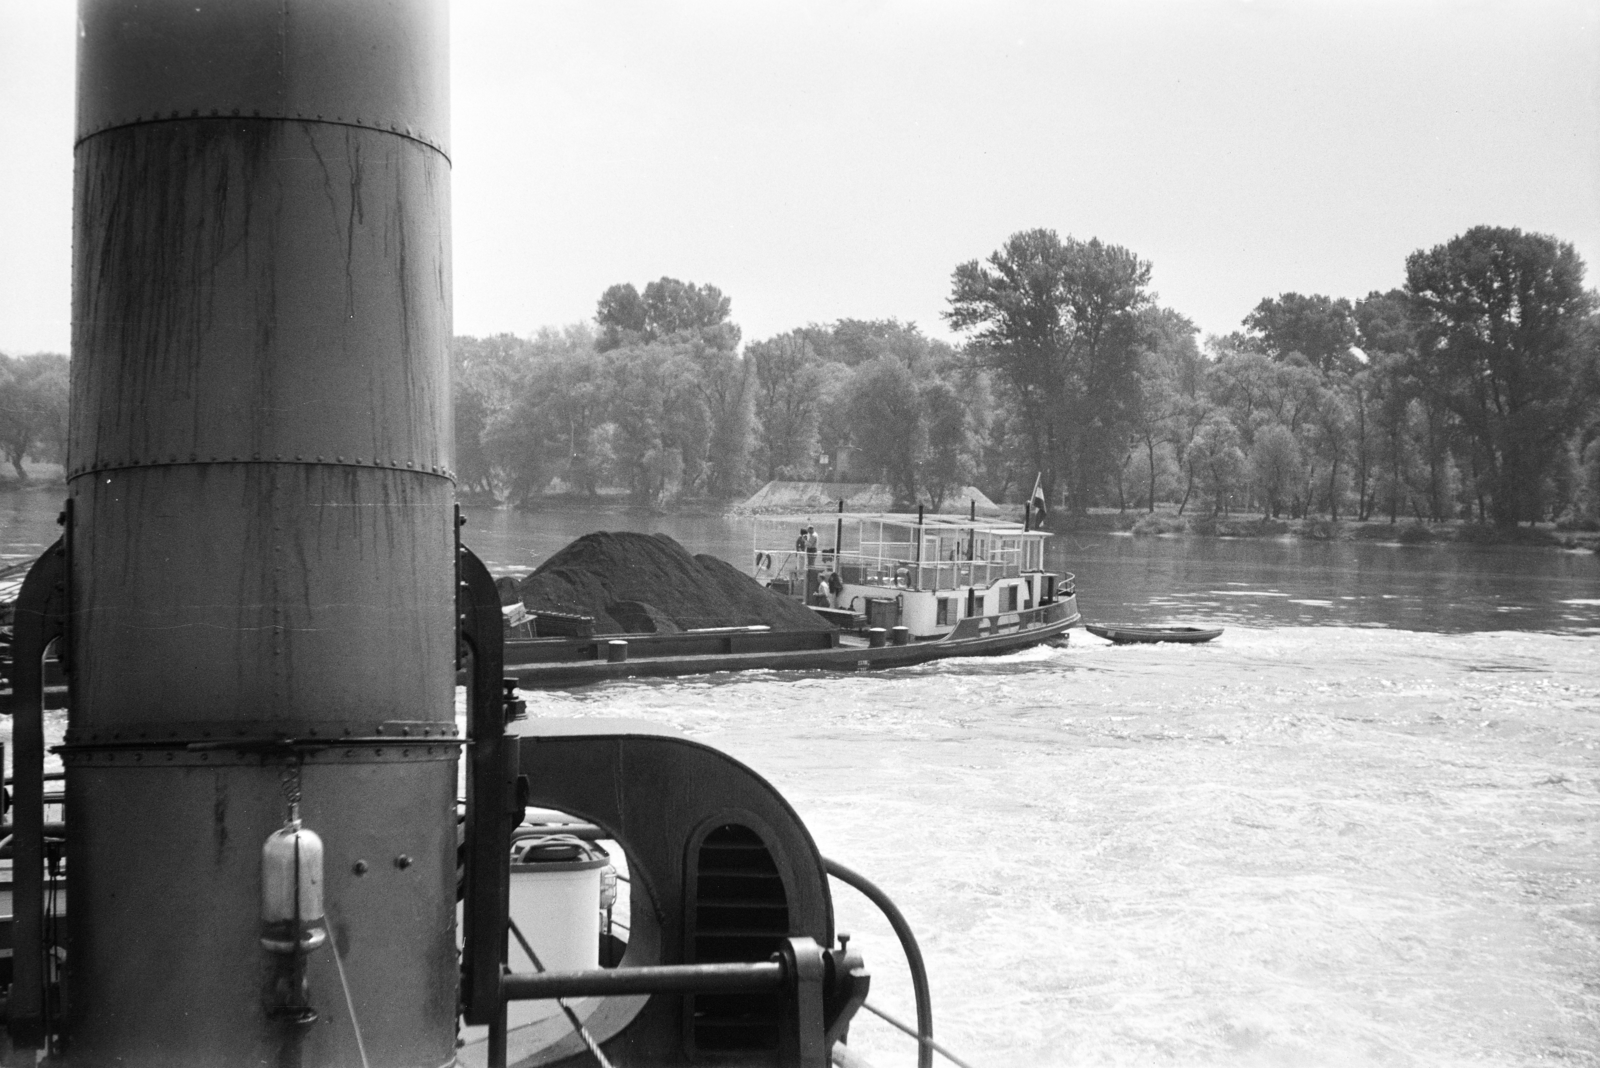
[65,2,457,1063]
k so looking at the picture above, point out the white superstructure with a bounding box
[754,511,1072,639]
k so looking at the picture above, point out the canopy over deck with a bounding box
[758,512,1046,537]
[755,511,1051,592]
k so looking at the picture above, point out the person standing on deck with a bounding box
[827,570,844,608]
[805,526,819,568]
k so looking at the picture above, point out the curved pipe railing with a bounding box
[823,857,933,1068]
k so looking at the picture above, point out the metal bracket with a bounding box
[4,508,71,1050]
[776,937,829,1068]
[822,942,871,1051]
[456,511,520,1050]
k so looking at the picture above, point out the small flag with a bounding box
[1029,474,1047,524]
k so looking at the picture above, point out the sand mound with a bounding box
[513,532,829,635]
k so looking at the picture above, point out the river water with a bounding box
[5,494,1598,1066]
[461,506,1600,1068]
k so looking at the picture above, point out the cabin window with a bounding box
[937,598,957,625]
[688,823,790,1054]
[1003,586,1019,612]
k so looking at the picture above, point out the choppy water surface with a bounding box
[533,629,1599,1068]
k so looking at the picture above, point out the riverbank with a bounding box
[14,476,1596,553]
[1046,507,1600,552]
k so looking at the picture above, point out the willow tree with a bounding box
[945,229,1151,513]
[1406,226,1595,525]
[747,332,826,480]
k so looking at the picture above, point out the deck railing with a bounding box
[756,549,1025,593]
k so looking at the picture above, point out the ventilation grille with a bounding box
[691,823,790,1056]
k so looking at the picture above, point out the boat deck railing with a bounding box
[757,549,1025,593]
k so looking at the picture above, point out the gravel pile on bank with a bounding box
[512,531,830,635]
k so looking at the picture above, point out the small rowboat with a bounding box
[1086,623,1223,644]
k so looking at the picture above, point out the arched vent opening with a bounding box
[690,823,790,1056]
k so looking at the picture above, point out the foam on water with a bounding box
[529,627,1600,1067]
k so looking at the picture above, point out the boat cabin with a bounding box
[755,512,1067,639]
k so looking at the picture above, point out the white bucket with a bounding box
[506,835,609,1027]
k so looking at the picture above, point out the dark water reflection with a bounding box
[4,491,1596,634]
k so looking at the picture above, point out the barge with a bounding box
[498,510,1080,686]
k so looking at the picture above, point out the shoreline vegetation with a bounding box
[10,478,1597,559]
[5,227,1595,547]
[16,471,1589,553]
[1072,507,1600,552]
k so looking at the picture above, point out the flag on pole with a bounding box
[1029,473,1047,525]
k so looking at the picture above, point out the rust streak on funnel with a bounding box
[66,2,456,1063]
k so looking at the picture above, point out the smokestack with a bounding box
[66,2,456,1063]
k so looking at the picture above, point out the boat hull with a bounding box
[506,597,1080,687]
[1085,624,1223,644]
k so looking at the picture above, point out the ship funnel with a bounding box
[64,1,457,1063]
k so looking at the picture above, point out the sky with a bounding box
[1,0,1596,356]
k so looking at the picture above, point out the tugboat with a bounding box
[753,507,1076,639]
[0,4,943,1066]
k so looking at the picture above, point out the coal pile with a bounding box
[513,532,830,635]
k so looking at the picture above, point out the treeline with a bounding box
[459,225,1600,528]
[946,225,1600,528]
[0,352,69,482]
[10,225,1593,531]
[455,277,994,510]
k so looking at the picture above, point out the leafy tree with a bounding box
[454,380,493,494]
[689,344,753,499]
[1206,341,1320,450]
[847,357,926,505]
[0,353,70,482]
[596,277,738,352]
[1244,293,1360,375]
[1250,423,1303,518]
[603,342,710,505]
[1354,289,1413,358]
[946,229,1152,513]
[453,332,543,496]
[972,403,1030,505]
[748,332,827,480]
[1185,412,1246,515]
[464,326,606,505]
[1128,308,1201,511]
[1307,384,1354,519]
[594,285,648,350]
[1405,226,1597,524]
[811,365,855,482]
[1365,352,1414,522]
[803,319,947,369]
[920,379,976,511]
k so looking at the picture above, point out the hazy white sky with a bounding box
[1,0,1596,355]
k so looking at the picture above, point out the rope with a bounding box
[507,918,615,1068]
[327,914,372,1068]
[860,1001,980,1068]
[279,761,303,823]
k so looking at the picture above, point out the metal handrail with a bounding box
[823,858,934,1068]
